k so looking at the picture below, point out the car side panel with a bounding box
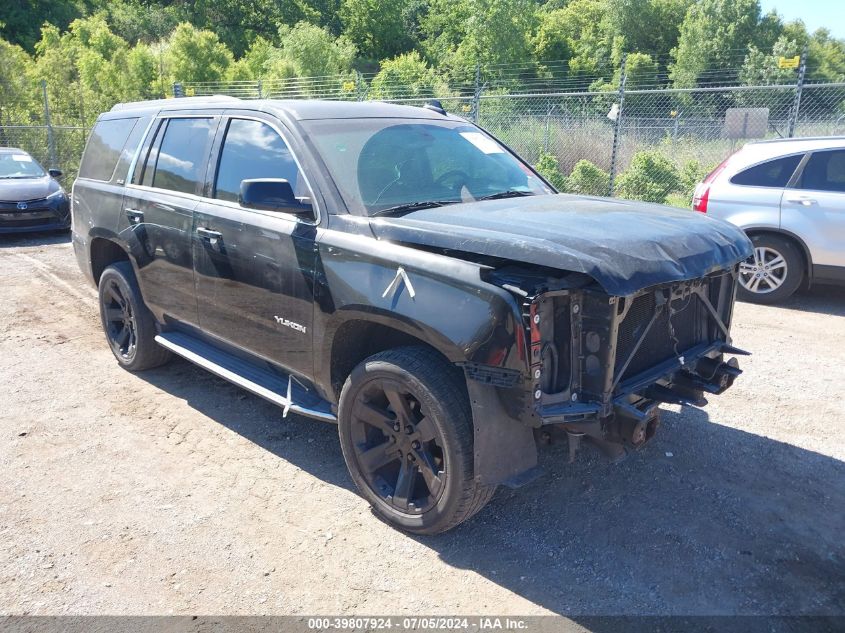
[781,189,845,269]
[706,180,784,231]
[312,216,528,392]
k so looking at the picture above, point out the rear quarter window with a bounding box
[730,154,803,188]
[79,118,140,182]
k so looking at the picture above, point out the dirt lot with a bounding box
[1,233,843,621]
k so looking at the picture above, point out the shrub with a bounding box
[616,150,681,203]
[567,159,609,196]
[534,152,568,191]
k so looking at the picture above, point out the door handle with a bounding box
[196,227,223,245]
[785,196,817,206]
[125,208,144,224]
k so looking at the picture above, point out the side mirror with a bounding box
[239,178,313,216]
[48,168,63,178]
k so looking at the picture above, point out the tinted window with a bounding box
[112,117,149,184]
[730,154,802,188]
[150,118,214,195]
[79,118,139,181]
[797,150,845,192]
[301,119,549,215]
[214,119,304,204]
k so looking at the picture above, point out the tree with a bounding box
[227,37,276,81]
[263,22,356,88]
[369,52,447,98]
[422,0,537,79]
[533,0,615,78]
[606,0,693,63]
[341,0,413,61]
[0,38,38,125]
[670,0,768,88]
[164,22,233,84]
[0,0,82,51]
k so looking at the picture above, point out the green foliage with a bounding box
[341,0,414,61]
[678,159,707,194]
[422,0,537,79]
[567,159,609,196]
[534,0,614,77]
[164,22,233,84]
[670,0,766,88]
[606,0,692,60]
[369,52,444,98]
[616,150,681,203]
[266,22,356,79]
[0,38,37,125]
[0,0,82,51]
[534,152,568,190]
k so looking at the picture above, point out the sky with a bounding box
[760,0,845,38]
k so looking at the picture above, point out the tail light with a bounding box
[692,183,710,213]
[692,155,733,214]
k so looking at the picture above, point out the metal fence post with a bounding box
[786,46,808,138]
[608,54,627,197]
[471,63,481,123]
[41,80,57,169]
[257,79,263,99]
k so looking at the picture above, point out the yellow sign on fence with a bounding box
[778,55,800,69]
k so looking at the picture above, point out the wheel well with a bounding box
[745,229,812,282]
[90,238,130,284]
[330,320,454,400]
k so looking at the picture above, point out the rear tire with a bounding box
[737,233,804,304]
[337,346,496,534]
[98,261,171,371]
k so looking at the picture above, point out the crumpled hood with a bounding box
[370,194,753,296]
[0,176,59,202]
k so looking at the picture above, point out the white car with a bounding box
[693,137,845,303]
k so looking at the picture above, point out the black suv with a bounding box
[72,97,751,534]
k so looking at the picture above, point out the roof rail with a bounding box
[110,95,242,112]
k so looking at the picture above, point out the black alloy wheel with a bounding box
[102,276,138,362]
[97,261,171,371]
[349,380,445,513]
[338,347,496,534]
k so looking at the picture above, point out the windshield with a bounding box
[301,118,552,216]
[0,152,46,179]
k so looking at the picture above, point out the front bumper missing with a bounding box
[527,270,747,450]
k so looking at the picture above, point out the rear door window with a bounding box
[150,118,215,195]
[79,117,140,181]
[730,154,802,188]
[796,150,845,193]
[213,118,305,204]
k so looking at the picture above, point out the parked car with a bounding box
[0,148,69,233]
[72,97,751,534]
[693,137,845,303]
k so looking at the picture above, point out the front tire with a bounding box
[98,261,171,371]
[338,347,496,534]
[737,234,804,304]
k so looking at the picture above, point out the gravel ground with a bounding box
[0,232,843,620]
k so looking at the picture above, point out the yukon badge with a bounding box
[274,315,307,334]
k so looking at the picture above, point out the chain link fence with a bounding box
[179,57,845,207]
[3,57,845,202]
[0,79,89,184]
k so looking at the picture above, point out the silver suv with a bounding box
[693,137,845,303]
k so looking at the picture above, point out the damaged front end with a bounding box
[493,264,748,460]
